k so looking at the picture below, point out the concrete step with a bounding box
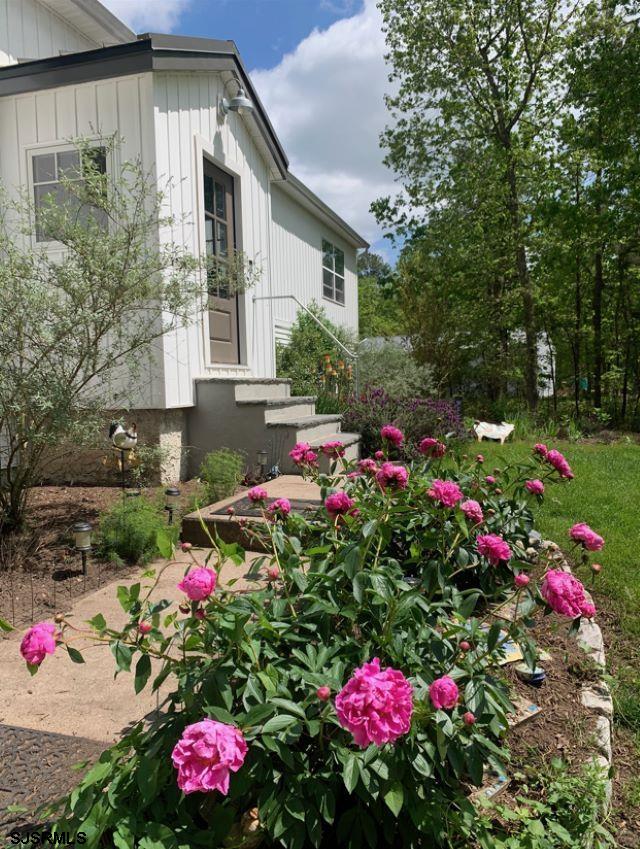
[233,378,291,401]
[267,413,343,444]
[236,396,317,423]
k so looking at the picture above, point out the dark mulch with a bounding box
[0,482,201,628]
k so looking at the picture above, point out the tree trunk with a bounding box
[505,154,537,410]
[593,248,604,408]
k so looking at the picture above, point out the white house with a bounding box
[0,0,367,479]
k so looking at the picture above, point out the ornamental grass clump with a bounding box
[22,435,603,848]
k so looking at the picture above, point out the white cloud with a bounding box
[252,0,396,247]
[100,0,191,32]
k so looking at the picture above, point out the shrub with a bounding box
[358,339,434,398]
[24,439,603,849]
[96,496,170,565]
[276,302,356,397]
[199,448,245,503]
[343,387,464,457]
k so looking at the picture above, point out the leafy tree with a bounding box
[357,251,404,339]
[0,137,200,531]
[374,0,578,409]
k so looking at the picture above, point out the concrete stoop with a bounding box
[186,377,360,477]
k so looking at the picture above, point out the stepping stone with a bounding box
[470,769,511,803]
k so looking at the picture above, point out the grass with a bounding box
[475,438,640,631]
[476,438,640,825]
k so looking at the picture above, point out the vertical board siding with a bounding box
[269,184,359,336]
[1,0,96,67]
[152,71,278,407]
[0,72,163,409]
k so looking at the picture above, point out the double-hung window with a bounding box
[322,239,345,305]
[31,146,107,242]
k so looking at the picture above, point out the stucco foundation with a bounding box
[39,408,189,486]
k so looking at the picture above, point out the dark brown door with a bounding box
[204,161,240,364]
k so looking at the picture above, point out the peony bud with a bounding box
[317,685,331,701]
[194,609,206,620]
[226,506,235,516]
[463,711,476,726]
[515,573,530,588]
[591,562,602,573]
[180,542,192,552]
[267,565,280,581]
[459,640,471,652]
[137,621,152,634]
[476,454,484,463]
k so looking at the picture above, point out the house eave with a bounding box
[38,0,135,45]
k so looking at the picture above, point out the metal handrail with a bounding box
[252,293,359,393]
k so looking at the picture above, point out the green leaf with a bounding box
[88,613,106,631]
[343,756,359,793]
[262,714,298,734]
[136,756,159,806]
[111,640,134,672]
[156,529,174,560]
[134,654,152,694]
[384,782,404,817]
[0,616,13,632]
[116,585,130,612]
[67,646,85,664]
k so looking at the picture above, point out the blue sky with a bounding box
[102,0,397,260]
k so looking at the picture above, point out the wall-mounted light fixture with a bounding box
[221,81,254,117]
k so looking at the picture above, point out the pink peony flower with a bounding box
[485,475,496,485]
[289,442,318,467]
[376,462,409,491]
[266,565,280,581]
[267,498,291,519]
[138,621,152,635]
[325,491,356,518]
[20,621,58,666]
[247,486,268,503]
[171,719,247,795]
[569,523,604,552]
[533,443,548,458]
[515,573,530,588]
[429,676,459,710]
[335,657,413,747]
[178,567,217,601]
[428,479,464,508]
[546,449,574,479]
[317,685,331,701]
[321,440,345,458]
[374,450,385,460]
[541,569,596,619]
[419,437,446,458]
[525,479,545,496]
[476,533,512,566]
[358,458,378,475]
[463,711,476,726]
[381,425,404,446]
[461,499,483,524]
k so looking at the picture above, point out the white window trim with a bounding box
[24,138,113,251]
[322,238,346,306]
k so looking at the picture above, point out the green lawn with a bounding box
[475,439,640,633]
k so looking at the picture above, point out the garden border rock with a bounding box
[537,537,613,812]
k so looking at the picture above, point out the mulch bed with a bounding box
[0,483,201,628]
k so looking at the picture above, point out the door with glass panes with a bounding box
[204,161,239,364]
